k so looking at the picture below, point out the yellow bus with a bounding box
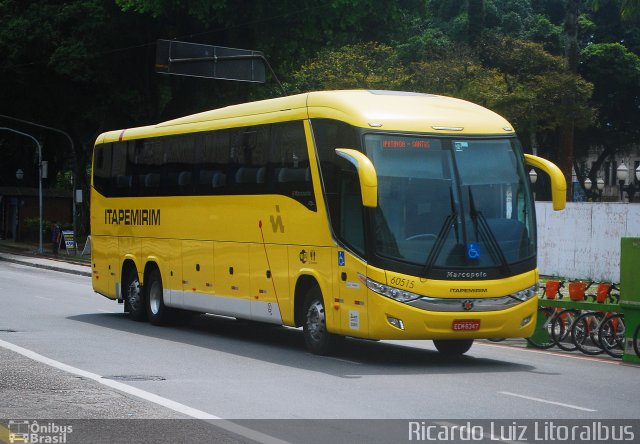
[91,90,565,355]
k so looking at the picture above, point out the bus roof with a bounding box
[97,90,514,143]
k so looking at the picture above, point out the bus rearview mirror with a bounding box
[524,154,566,211]
[335,148,378,208]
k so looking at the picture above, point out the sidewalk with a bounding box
[0,239,91,277]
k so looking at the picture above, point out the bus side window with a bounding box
[271,121,315,210]
[93,143,112,196]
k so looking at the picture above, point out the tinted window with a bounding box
[311,119,363,253]
[92,121,315,210]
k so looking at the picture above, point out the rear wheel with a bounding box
[571,312,605,355]
[598,314,625,358]
[550,309,580,351]
[146,268,174,325]
[525,307,556,349]
[302,287,341,355]
[123,267,146,321]
[433,339,474,355]
[634,324,640,358]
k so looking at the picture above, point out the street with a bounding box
[1,261,639,443]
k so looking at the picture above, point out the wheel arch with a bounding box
[293,271,331,327]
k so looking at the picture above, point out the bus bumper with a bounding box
[366,293,537,340]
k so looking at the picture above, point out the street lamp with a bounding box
[617,162,637,202]
[596,178,604,201]
[1,127,44,254]
[584,177,592,201]
[529,169,537,200]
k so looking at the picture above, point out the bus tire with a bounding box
[146,268,173,326]
[124,267,146,322]
[433,339,474,355]
[303,287,340,355]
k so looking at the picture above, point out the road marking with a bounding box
[477,341,622,366]
[35,296,54,301]
[498,391,596,412]
[323,356,362,365]
[0,338,289,444]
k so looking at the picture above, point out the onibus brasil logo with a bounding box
[7,420,72,443]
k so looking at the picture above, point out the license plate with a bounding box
[452,319,481,331]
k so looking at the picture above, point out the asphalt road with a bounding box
[1,261,639,443]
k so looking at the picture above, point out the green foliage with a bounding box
[579,42,640,144]
[1,0,639,209]
[290,43,411,92]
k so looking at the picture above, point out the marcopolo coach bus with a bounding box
[91,90,566,355]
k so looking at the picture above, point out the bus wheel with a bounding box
[124,268,146,321]
[146,268,173,326]
[433,339,474,356]
[303,288,339,355]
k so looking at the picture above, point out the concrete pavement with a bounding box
[0,240,90,277]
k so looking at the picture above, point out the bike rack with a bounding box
[621,237,640,364]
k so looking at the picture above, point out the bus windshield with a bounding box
[364,134,535,276]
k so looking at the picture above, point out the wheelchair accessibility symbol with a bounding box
[466,243,481,260]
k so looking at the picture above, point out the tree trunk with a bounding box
[561,0,579,201]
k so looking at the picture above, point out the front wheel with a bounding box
[433,339,474,355]
[302,287,341,355]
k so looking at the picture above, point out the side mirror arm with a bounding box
[335,148,378,208]
[525,154,566,210]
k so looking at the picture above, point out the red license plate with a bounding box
[452,319,481,331]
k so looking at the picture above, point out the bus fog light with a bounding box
[521,315,532,327]
[387,316,405,330]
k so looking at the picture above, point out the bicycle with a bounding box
[598,313,625,358]
[633,323,640,359]
[525,280,564,349]
[549,281,598,352]
[571,283,622,357]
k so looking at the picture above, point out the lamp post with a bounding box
[584,177,592,201]
[596,178,604,201]
[0,114,77,253]
[617,162,638,202]
[529,168,537,200]
[1,127,44,254]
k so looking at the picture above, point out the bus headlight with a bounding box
[509,284,539,302]
[358,273,422,303]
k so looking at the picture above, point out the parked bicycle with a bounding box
[525,280,565,349]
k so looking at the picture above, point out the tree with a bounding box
[289,43,411,92]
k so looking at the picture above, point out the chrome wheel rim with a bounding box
[306,301,326,342]
[127,279,142,312]
[149,280,161,315]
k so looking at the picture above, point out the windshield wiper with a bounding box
[468,188,511,274]
[422,188,458,277]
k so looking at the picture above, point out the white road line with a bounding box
[0,338,289,444]
[35,296,54,301]
[477,341,622,366]
[323,356,362,365]
[498,391,597,412]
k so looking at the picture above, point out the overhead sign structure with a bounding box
[155,39,267,83]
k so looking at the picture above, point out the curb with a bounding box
[0,254,92,278]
